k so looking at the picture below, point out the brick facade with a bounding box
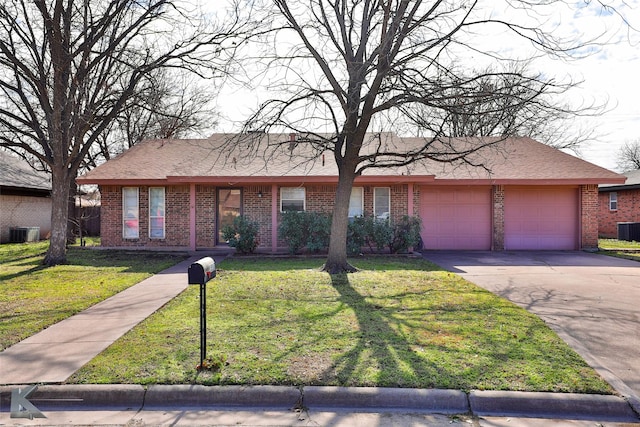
[598,189,640,238]
[492,185,505,250]
[580,184,599,249]
[99,183,415,250]
[99,182,602,251]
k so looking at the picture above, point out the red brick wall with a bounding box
[99,186,121,247]
[101,184,415,250]
[244,185,272,249]
[598,189,640,238]
[100,185,189,248]
[580,184,599,249]
[196,185,216,247]
[492,185,505,250]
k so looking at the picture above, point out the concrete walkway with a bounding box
[0,254,229,384]
[422,250,640,413]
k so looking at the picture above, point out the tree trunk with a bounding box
[44,166,71,266]
[323,166,358,274]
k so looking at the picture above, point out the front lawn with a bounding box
[599,239,640,262]
[69,257,612,394]
[0,241,187,350]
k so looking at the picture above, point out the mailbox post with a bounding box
[188,257,216,370]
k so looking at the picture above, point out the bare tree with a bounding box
[616,140,640,171]
[83,68,218,169]
[242,0,625,273]
[412,63,597,152]
[0,0,244,265]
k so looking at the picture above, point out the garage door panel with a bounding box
[420,186,491,250]
[504,187,578,250]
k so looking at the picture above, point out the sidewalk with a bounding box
[0,254,229,384]
[1,253,639,425]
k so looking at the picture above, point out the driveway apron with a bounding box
[422,251,640,409]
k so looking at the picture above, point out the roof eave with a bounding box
[431,178,627,185]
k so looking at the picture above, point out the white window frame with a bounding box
[280,187,306,212]
[349,187,364,219]
[609,192,618,211]
[374,187,390,221]
[149,187,166,239]
[122,187,139,239]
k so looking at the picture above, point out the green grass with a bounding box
[598,239,640,262]
[69,257,612,394]
[0,241,187,350]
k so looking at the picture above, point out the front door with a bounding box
[217,188,242,245]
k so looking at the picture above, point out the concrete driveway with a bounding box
[422,251,640,409]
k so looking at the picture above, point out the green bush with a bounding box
[347,215,422,254]
[279,212,422,255]
[306,212,331,253]
[221,216,259,254]
[346,215,392,254]
[279,211,331,254]
[390,215,422,253]
[347,216,368,255]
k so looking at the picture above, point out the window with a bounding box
[374,187,390,220]
[281,187,305,212]
[610,192,618,211]
[149,187,165,239]
[349,187,364,218]
[122,187,139,239]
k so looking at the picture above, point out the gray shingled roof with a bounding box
[0,151,51,191]
[599,169,640,191]
[77,133,624,184]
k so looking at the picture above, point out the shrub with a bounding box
[366,217,393,252]
[278,211,308,254]
[347,216,367,255]
[346,215,392,253]
[389,215,422,253]
[221,216,259,254]
[306,212,331,253]
[279,211,331,254]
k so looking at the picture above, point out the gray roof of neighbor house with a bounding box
[77,133,625,185]
[0,151,51,192]
[599,169,640,191]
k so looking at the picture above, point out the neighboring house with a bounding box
[0,151,52,243]
[598,170,640,238]
[77,133,625,252]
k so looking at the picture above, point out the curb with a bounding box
[144,384,301,409]
[1,385,638,422]
[302,386,467,414]
[470,390,638,422]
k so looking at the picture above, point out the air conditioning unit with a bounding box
[9,227,40,243]
[617,222,640,242]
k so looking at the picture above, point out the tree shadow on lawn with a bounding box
[320,273,458,389]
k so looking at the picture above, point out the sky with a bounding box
[213,0,640,173]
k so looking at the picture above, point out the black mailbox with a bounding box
[188,257,216,285]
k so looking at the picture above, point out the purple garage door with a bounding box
[504,186,578,250]
[420,186,492,250]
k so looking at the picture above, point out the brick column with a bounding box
[580,184,599,250]
[492,185,505,251]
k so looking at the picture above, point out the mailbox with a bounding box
[188,257,216,285]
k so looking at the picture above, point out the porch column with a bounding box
[189,183,196,251]
[407,183,414,216]
[271,184,278,253]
